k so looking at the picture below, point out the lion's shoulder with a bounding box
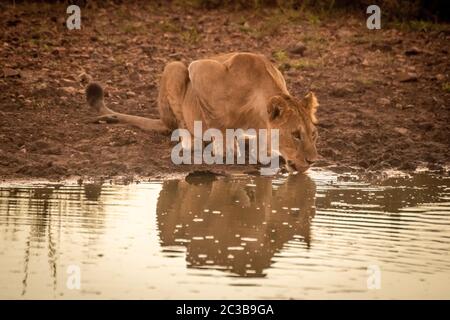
[189,52,287,94]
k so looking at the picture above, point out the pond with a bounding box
[0,170,449,299]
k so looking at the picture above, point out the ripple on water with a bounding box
[0,170,449,299]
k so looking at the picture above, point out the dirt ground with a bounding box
[0,2,449,180]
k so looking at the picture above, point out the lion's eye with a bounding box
[292,131,302,141]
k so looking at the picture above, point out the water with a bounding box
[0,170,449,299]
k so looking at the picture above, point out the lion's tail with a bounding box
[86,82,114,114]
[85,83,167,132]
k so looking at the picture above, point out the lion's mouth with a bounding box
[286,160,309,173]
[278,157,310,173]
[287,160,296,171]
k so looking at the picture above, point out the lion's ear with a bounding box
[267,96,286,121]
[303,92,319,123]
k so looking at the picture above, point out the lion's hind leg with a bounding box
[158,61,189,130]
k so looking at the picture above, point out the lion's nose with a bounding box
[305,151,318,165]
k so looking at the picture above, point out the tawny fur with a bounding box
[86,52,320,171]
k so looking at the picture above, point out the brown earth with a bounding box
[0,2,449,180]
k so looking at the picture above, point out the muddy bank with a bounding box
[0,2,449,180]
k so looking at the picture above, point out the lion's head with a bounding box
[267,92,319,173]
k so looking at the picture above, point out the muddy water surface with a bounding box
[0,170,449,299]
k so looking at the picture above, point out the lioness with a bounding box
[86,52,319,172]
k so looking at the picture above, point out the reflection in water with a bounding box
[157,175,316,277]
[318,173,447,213]
[84,184,102,201]
[0,171,449,299]
[0,183,107,298]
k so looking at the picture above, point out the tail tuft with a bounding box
[86,82,104,110]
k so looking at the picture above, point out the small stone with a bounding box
[3,67,20,77]
[60,78,77,87]
[285,69,299,77]
[78,72,92,84]
[129,72,141,82]
[110,130,137,146]
[61,86,78,95]
[330,85,353,97]
[377,98,391,106]
[394,127,408,135]
[398,72,418,82]
[399,161,417,171]
[6,19,21,27]
[370,43,392,52]
[418,122,433,131]
[288,42,307,56]
[28,139,51,151]
[436,74,445,81]
[404,46,421,56]
[358,160,369,168]
[42,146,62,155]
[347,55,361,64]
[52,47,66,55]
[168,52,182,59]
